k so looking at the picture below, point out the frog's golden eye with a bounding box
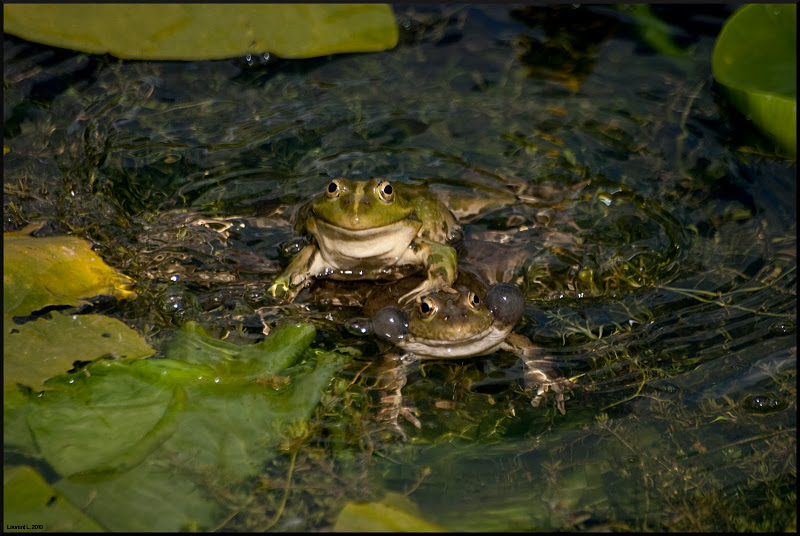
[326,178,343,198]
[419,297,438,318]
[466,292,480,309]
[376,180,394,204]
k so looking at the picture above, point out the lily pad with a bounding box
[3,4,398,60]
[712,4,797,156]
[4,322,351,531]
[3,232,136,319]
[3,465,103,532]
[333,491,445,532]
[4,312,155,391]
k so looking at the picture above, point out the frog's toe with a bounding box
[398,278,455,305]
[399,404,421,429]
[378,391,420,441]
[267,277,286,296]
[268,277,300,302]
[397,287,423,305]
[524,366,574,415]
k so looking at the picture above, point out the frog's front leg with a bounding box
[372,352,420,440]
[501,333,574,415]
[398,239,458,304]
[267,244,326,303]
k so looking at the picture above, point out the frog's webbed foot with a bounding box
[400,240,458,305]
[372,353,420,440]
[397,277,457,305]
[377,389,421,441]
[267,275,302,303]
[522,360,575,415]
[267,244,320,303]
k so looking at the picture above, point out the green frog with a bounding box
[326,271,573,438]
[268,177,461,304]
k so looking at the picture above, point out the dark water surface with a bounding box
[4,5,796,531]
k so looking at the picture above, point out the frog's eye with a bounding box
[419,297,438,317]
[326,179,343,198]
[377,180,394,204]
[466,292,481,309]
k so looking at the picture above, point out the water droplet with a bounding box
[742,393,788,414]
[655,382,679,395]
[158,290,197,317]
[345,318,372,336]
[769,320,795,336]
[245,288,264,302]
[283,238,306,256]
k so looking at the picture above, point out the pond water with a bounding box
[4,4,796,531]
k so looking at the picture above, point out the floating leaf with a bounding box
[4,312,155,391]
[4,322,351,531]
[333,491,446,532]
[3,4,398,60]
[3,465,103,532]
[3,232,136,319]
[712,4,796,156]
[626,5,689,61]
[165,319,315,372]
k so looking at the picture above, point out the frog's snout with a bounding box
[485,283,525,325]
[373,307,410,341]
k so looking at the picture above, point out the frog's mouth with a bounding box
[313,219,419,263]
[399,325,510,359]
[313,217,412,236]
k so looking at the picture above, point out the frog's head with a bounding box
[372,283,525,359]
[302,177,416,231]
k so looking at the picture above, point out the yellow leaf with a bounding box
[4,233,136,319]
[333,492,445,532]
[3,4,398,60]
[3,465,103,532]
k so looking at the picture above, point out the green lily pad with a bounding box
[4,322,351,531]
[4,312,155,391]
[3,232,136,319]
[3,4,398,60]
[712,4,797,156]
[3,465,103,532]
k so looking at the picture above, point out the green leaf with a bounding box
[626,5,689,60]
[4,312,155,391]
[5,322,352,531]
[3,465,103,532]
[3,4,398,60]
[165,320,316,373]
[3,232,136,319]
[712,4,797,156]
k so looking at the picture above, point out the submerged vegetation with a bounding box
[4,4,796,532]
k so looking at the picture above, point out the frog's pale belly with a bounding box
[312,219,420,272]
[400,325,511,359]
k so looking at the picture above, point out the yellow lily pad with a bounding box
[3,465,103,532]
[3,232,136,319]
[4,312,155,391]
[3,4,398,60]
[333,492,446,532]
